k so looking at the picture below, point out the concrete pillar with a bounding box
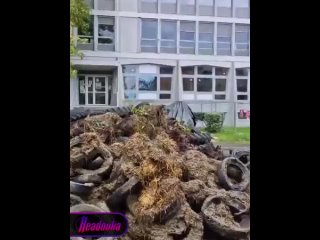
[117,64,124,106]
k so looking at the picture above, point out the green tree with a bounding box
[70,0,90,77]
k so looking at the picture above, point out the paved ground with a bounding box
[214,142,250,150]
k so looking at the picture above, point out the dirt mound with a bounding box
[70,104,250,240]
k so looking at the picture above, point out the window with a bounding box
[182,66,229,100]
[139,75,157,91]
[234,0,249,18]
[216,67,229,76]
[160,0,177,14]
[217,23,232,55]
[78,16,94,51]
[78,76,108,105]
[140,0,158,13]
[216,0,232,17]
[97,17,115,51]
[199,22,214,55]
[141,19,158,53]
[197,78,212,92]
[84,0,94,9]
[183,78,194,91]
[180,0,195,15]
[235,24,249,56]
[180,21,195,54]
[122,65,174,100]
[199,0,214,16]
[236,68,250,101]
[161,20,177,53]
[97,0,115,10]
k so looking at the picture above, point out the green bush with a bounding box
[204,113,224,133]
[194,112,205,121]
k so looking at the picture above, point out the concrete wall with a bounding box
[118,0,138,12]
[70,78,78,110]
[119,17,139,53]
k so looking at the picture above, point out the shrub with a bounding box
[204,113,224,133]
[194,112,205,121]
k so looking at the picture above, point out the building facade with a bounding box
[70,0,250,127]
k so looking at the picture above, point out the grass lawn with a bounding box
[214,127,250,144]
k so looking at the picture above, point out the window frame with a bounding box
[235,68,250,102]
[97,16,115,51]
[234,24,250,56]
[78,74,111,106]
[139,0,158,13]
[123,65,174,101]
[140,18,159,53]
[179,21,196,54]
[160,20,177,53]
[198,22,214,55]
[217,23,232,56]
[160,0,177,14]
[182,66,229,101]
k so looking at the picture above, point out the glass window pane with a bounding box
[160,94,171,99]
[124,76,136,90]
[141,39,157,47]
[215,67,229,76]
[234,0,250,18]
[79,77,86,105]
[180,32,195,41]
[97,0,115,10]
[142,19,157,39]
[180,0,195,15]
[98,24,114,38]
[197,78,212,92]
[95,77,106,91]
[95,93,106,104]
[123,65,138,73]
[88,77,93,91]
[141,0,158,13]
[125,91,137,99]
[139,75,157,91]
[215,94,226,100]
[217,23,232,37]
[199,22,213,33]
[183,78,194,91]
[180,21,195,31]
[237,95,248,100]
[199,0,214,16]
[216,0,232,17]
[88,93,93,104]
[199,33,213,42]
[237,79,248,92]
[161,21,177,40]
[215,79,226,91]
[182,66,194,75]
[180,41,195,48]
[160,0,177,14]
[160,77,172,90]
[198,48,213,55]
[236,68,249,76]
[199,42,213,48]
[160,66,174,74]
[198,66,213,75]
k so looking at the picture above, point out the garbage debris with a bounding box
[70,104,250,240]
[166,101,196,128]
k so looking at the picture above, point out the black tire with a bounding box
[70,203,104,212]
[218,157,250,191]
[107,177,141,211]
[70,194,85,206]
[70,181,94,195]
[201,195,250,239]
[233,150,250,169]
